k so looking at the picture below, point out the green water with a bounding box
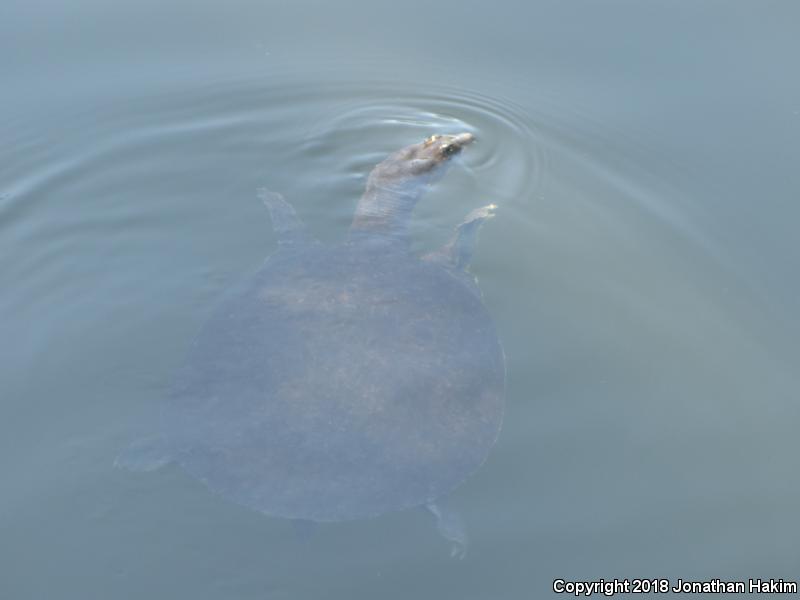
[2,1,798,598]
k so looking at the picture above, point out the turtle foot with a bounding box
[426,502,469,560]
[423,203,498,271]
[462,203,497,225]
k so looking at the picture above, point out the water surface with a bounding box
[2,1,798,598]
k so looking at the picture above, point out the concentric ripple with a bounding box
[1,76,543,388]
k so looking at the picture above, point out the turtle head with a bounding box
[412,132,475,166]
[351,133,475,238]
[369,133,475,184]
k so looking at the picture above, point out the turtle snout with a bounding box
[439,132,475,159]
[453,132,475,147]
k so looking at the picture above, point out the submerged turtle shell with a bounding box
[164,237,505,522]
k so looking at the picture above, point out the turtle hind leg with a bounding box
[258,188,310,246]
[426,502,469,559]
[423,203,497,270]
[114,436,172,472]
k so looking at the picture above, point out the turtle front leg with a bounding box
[258,188,311,246]
[423,204,497,270]
[426,502,469,559]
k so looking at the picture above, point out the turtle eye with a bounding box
[441,144,457,156]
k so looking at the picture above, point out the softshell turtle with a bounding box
[117,133,505,557]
